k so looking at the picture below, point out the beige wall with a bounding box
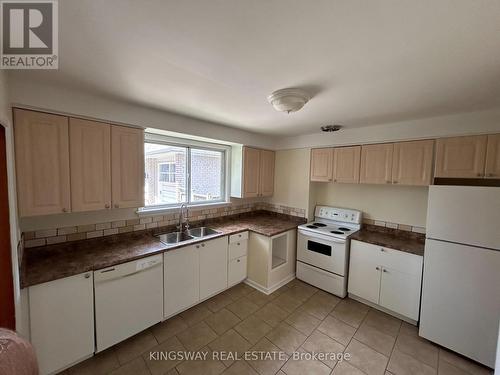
[269,148,313,218]
[314,183,428,227]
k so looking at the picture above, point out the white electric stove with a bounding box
[297,205,362,297]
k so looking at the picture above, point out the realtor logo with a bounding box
[1,0,58,69]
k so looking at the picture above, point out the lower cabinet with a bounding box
[164,244,200,318]
[164,236,228,318]
[228,231,249,287]
[29,272,95,375]
[348,239,423,321]
[199,236,229,300]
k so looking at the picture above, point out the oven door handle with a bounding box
[298,229,346,244]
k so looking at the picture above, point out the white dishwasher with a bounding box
[94,254,163,352]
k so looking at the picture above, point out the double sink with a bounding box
[156,227,221,247]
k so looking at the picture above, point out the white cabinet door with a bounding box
[348,257,381,304]
[228,256,247,287]
[29,272,94,375]
[164,245,199,318]
[199,237,228,300]
[380,267,421,321]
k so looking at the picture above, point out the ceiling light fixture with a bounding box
[267,88,310,113]
[321,125,343,132]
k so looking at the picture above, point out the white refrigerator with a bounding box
[420,186,500,369]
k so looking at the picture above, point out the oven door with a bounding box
[297,229,347,276]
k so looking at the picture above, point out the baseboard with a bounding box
[244,273,296,295]
[348,293,418,326]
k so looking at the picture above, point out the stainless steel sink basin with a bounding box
[156,227,220,247]
[188,227,220,237]
[157,231,194,245]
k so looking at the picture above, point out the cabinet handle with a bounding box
[201,243,205,247]
[84,273,91,279]
[376,267,380,271]
[62,208,67,213]
[386,180,391,184]
[477,173,483,177]
[237,259,240,263]
[380,248,385,252]
[105,203,110,209]
[393,181,398,184]
[383,269,388,273]
[237,242,240,246]
[114,204,120,208]
[333,179,337,182]
[196,245,200,249]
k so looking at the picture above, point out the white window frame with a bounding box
[139,133,231,214]
[158,162,176,184]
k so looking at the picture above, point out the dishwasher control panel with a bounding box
[136,256,163,271]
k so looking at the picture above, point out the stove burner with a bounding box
[331,230,345,235]
[312,223,327,227]
[338,227,351,231]
[307,225,318,229]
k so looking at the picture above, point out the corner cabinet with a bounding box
[231,146,275,198]
[14,109,71,216]
[29,272,95,375]
[14,109,145,216]
[348,240,423,323]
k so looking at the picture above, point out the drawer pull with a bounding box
[196,245,200,249]
[84,273,91,278]
[201,243,205,247]
[237,259,240,263]
[237,242,240,246]
[376,266,380,271]
[383,269,388,273]
[380,248,385,252]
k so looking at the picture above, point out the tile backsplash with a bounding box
[23,202,306,248]
[362,218,426,234]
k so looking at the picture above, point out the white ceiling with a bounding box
[11,0,500,136]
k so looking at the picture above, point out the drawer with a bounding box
[228,256,247,286]
[229,240,248,260]
[229,231,248,243]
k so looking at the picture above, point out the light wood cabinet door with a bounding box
[242,147,260,197]
[435,135,487,178]
[199,237,228,300]
[259,149,275,196]
[359,143,393,184]
[70,118,111,212]
[392,140,434,186]
[485,134,500,178]
[111,125,144,208]
[333,146,361,183]
[14,109,71,216]
[310,148,333,182]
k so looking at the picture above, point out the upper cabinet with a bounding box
[310,148,333,182]
[392,140,434,186]
[485,134,500,179]
[14,109,145,217]
[259,149,275,197]
[435,135,487,178]
[231,146,275,198]
[242,147,261,198]
[14,109,71,216]
[70,118,111,212]
[333,146,361,183]
[359,143,394,184]
[111,126,145,209]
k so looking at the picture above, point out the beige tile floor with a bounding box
[63,279,494,375]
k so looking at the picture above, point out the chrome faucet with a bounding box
[178,203,190,232]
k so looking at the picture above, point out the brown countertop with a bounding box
[21,212,304,288]
[349,225,425,256]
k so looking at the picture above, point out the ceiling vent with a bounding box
[267,88,310,113]
[321,125,342,132]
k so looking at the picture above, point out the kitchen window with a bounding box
[143,134,228,209]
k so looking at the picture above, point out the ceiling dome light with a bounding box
[267,88,310,113]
